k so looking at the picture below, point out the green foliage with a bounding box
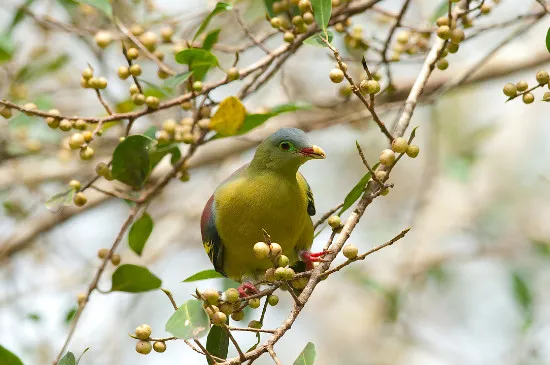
[0,345,23,365]
[546,27,550,54]
[511,272,533,328]
[26,312,41,321]
[149,142,182,168]
[58,351,75,365]
[111,264,162,292]
[45,188,76,212]
[203,29,221,51]
[311,0,331,30]
[16,54,70,83]
[128,213,153,256]
[293,342,316,365]
[263,0,276,17]
[111,135,156,189]
[182,269,226,282]
[65,307,77,324]
[192,2,232,42]
[338,163,379,215]
[164,71,194,89]
[0,35,14,64]
[304,31,333,47]
[6,0,37,33]
[175,49,219,81]
[138,79,172,97]
[206,325,229,364]
[165,300,210,339]
[431,1,448,21]
[78,0,112,18]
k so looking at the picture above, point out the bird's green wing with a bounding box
[298,172,316,216]
[201,194,226,275]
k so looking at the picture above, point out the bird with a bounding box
[200,128,326,296]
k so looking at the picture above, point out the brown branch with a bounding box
[234,9,270,54]
[313,202,344,229]
[94,89,113,115]
[267,346,282,365]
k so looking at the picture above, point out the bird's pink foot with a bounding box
[300,250,330,270]
[237,282,259,298]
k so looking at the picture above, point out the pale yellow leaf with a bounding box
[209,96,246,136]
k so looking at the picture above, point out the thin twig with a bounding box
[313,203,344,229]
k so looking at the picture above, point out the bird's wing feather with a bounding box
[298,172,316,216]
[201,194,225,275]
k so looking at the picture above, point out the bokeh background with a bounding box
[1,0,550,364]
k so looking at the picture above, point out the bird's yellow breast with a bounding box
[214,171,313,281]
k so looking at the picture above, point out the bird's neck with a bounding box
[248,152,300,179]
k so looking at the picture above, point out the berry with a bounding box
[277,255,289,267]
[203,289,220,305]
[59,119,72,131]
[267,295,279,306]
[436,26,450,40]
[436,16,449,27]
[162,119,177,134]
[396,31,409,44]
[480,3,491,14]
[79,146,94,160]
[298,0,311,12]
[82,68,93,80]
[212,311,227,326]
[127,48,139,60]
[69,133,85,150]
[129,64,142,77]
[536,71,549,85]
[181,101,193,110]
[132,93,145,106]
[130,24,145,36]
[450,29,465,44]
[248,298,261,309]
[204,305,219,318]
[160,26,173,42]
[192,81,203,92]
[270,17,282,28]
[82,131,93,142]
[523,93,534,104]
[97,77,108,89]
[283,32,295,43]
[274,267,286,281]
[139,32,158,51]
[447,43,459,54]
[303,12,314,24]
[248,320,262,329]
[117,66,130,79]
[265,268,276,282]
[153,341,166,353]
[0,107,13,119]
[253,242,270,259]
[145,96,160,109]
[543,92,550,101]
[391,137,408,153]
[110,253,121,265]
[436,59,449,70]
[291,277,308,289]
[231,310,245,321]
[406,144,420,158]
[77,293,86,306]
[129,84,140,95]
[327,215,341,229]
[97,248,109,259]
[136,340,152,355]
[292,15,304,26]
[284,267,295,280]
[135,324,152,340]
[375,170,387,181]
[343,244,358,259]
[74,119,86,130]
[69,179,81,190]
[379,149,395,166]
[227,67,239,81]
[516,80,528,92]
[74,192,87,207]
[360,80,380,94]
[270,243,282,257]
[329,68,345,83]
[502,83,517,97]
[225,288,240,303]
[94,31,112,48]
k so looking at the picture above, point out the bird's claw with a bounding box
[237,282,258,298]
[300,250,331,270]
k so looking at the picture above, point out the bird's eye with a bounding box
[279,142,291,151]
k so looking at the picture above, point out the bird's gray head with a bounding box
[249,128,326,174]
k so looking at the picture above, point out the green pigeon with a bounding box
[200,128,326,295]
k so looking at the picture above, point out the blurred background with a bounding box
[1,0,550,364]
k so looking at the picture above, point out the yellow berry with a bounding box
[436,26,450,40]
[267,295,279,306]
[328,215,341,228]
[231,310,245,321]
[153,341,166,353]
[212,311,227,326]
[117,66,130,79]
[270,243,282,257]
[69,179,81,190]
[406,144,420,158]
[94,30,112,48]
[516,80,528,92]
[73,192,87,207]
[277,255,289,267]
[110,253,121,265]
[391,137,408,153]
[329,68,345,83]
[536,71,549,85]
[97,248,109,259]
[253,242,270,259]
[502,83,517,97]
[139,31,158,51]
[283,31,295,43]
[203,289,220,305]
[523,92,534,104]
[224,288,240,303]
[192,81,203,92]
[145,96,160,109]
[343,244,358,259]
[379,149,395,166]
[129,64,142,76]
[135,340,152,355]
[248,298,261,309]
[79,146,94,160]
[127,48,139,60]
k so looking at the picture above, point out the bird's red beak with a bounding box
[300,145,326,159]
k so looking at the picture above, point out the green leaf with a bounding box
[143,126,157,139]
[111,264,162,293]
[65,307,77,324]
[128,213,153,256]
[58,351,76,365]
[304,31,333,47]
[0,345,23,365]
[311,0,331,30]
[6,0,37,33]
[203,29,221,51]
[293,342,316,365]
[111,135,156,189]
[16,54,70,83]
[165,300,210,339]
[546,27,550,54]
[76,348,90,365]
[237,102,311,136]
[431,1,448,22]
[338,163,379,215]
[0,35,15,64]
[27,312,41,321]
[206,325,229,364]
[78,0,112,18]
[263,0,276,17]
[45,188,75,212]
[149,142,182,169]
[164,71,194,89]
[247,332,261,352]
[512,272,533,328]
[192,2,232,42]
[175,49,218,81]
[138,79,172,97]
[182,269,226,282]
